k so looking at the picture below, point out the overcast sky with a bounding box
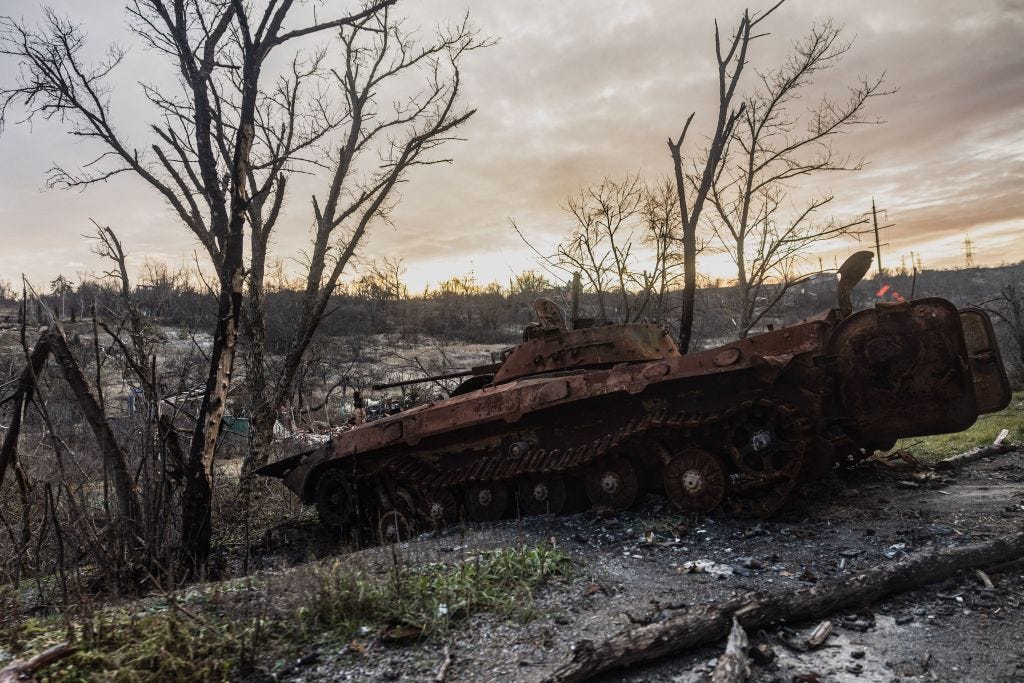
[1,0,1022,291]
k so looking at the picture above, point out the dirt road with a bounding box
[288,449,1024,682]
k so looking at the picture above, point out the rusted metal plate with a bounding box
[280,322,830,499]
[826,298,977,444]
[492,323,679,384]
[959,308,1012,414]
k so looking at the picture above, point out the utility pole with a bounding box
[963,235,975,269]
[870,198,894,281]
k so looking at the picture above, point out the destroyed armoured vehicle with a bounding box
[258,252,1011,541]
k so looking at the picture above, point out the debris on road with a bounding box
[680,559,734,578]
[936,430,1015,470]
[544,529,1024,682]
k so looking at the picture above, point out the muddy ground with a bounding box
[274,449,1024,683]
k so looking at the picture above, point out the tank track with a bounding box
[319,398,815,543]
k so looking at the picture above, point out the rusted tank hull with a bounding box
[258,298,1011,539]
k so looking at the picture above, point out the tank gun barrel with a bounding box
[371,363,500,391]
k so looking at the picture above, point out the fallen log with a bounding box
[935,439,1014,470]
[0,642,75,683]
[544,529,1024,683]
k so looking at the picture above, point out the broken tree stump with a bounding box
[544,529,1024,683]
[710,617,749,683]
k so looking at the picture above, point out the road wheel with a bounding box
[377,508,412,544]
[664,448,727,514]
[314,468,354,531]
[422,489,458,530]
[518,473,567,515]
[465,481,509,522]
[584,456,640,511]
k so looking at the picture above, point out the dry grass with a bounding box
[1,544,573,681]
[896,391,1024,462]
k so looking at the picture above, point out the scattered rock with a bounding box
[750,643,775,664]
[736,556,764,570]
[883,543,907,559]
[798,568,818,583]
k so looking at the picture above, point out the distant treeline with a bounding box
[5,261,1023,360]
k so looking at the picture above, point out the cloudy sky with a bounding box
[1,0,1022,291]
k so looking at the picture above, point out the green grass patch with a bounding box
[895,391,1024,462]
[308,544,573,640]
[3,545,573,682]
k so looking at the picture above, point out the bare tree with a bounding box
[554,176,646,322]
[639,178,686,324]
[0,0,401,575]
[241,11,487,485]
[508,270,555,297]
[352,258,409,331]
[514,176,685,325]
[45,323,142,552]
[667,2,786,352]
[355,258,408,303]
[982,279,1024,375]
[708,20,889,337]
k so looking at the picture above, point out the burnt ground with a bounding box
[281,449,1024,683]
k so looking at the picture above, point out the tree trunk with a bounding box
[678,226,697,353]
[240,235,277,484]
[180,35,260,572]
[0,334,51,489]
[545,529,1024,683]
[182,265,243,576]
[46,326,142,550]
[668,138,697,354]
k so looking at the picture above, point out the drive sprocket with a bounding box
[724,400,811,517]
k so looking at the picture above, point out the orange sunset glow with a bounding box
[1,0,1021,291]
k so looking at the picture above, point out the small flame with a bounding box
[876,283,906,303]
